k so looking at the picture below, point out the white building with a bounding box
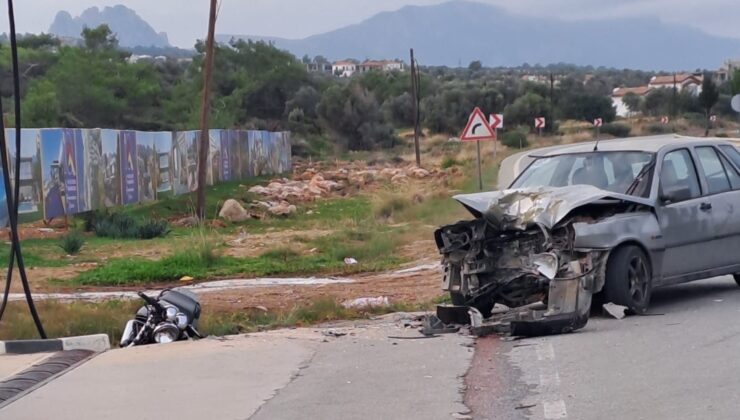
[332,60,357,77]
[717,59,740,83]
[358,60,406,73]
[611,86,652,118]
[648,73,703,95]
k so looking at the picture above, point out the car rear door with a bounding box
[694,146,740,271]
[655,148,716,281]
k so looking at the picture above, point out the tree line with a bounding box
[3,25,739,156]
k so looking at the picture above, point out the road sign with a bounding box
[732,95,740,113]
[660,116,670,125]
[710,115,717,122]
[593,118,603,127]
[461,107,496,141]
[489,113,504,130]
[535,117,546,129]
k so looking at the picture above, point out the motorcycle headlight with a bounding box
[153,322,179,344]
[175,313,189,330]
[165,306,178,322]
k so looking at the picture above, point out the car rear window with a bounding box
[696,147,731,195]
[719,145,740,169]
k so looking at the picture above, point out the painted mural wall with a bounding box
[0,129,291,222]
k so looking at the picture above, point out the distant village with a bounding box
[304,58,406,77]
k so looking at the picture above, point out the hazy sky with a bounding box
[2,0,739,48]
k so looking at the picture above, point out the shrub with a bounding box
[59,231,84,255]
[137,219,171,239]
[373,193,412,220]
[644,123,671,135]
[441,156,460,169]
[92,212,169,240]
[601,122,631,138]
[500,130,529,148]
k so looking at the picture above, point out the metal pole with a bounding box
[476,140,483,191]
[410,48,421,167]
[196,0,218,220]
[493,129,498,160]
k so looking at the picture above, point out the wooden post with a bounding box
[410,48,421,167]
[196,0,218,220]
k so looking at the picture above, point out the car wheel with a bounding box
[450,291,466,305]
[604,245,652,314]
[733,275,740,287]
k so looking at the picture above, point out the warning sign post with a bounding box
[460,107,496,191]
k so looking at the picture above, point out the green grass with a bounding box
[70,225,402,286]
[0,297,436,343]
[0,243,74,268]
[122,179,269,220]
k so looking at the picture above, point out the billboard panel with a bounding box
[40,129,65,220]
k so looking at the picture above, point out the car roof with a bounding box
[497,134,740,189]
[535,134,735,156]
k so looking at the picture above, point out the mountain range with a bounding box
[49,5,170,48]
[219,0,740,71]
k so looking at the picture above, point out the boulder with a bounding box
[219,199,250,222]
[390,173,409,184]
[269,202,297,216]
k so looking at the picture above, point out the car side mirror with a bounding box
[660,185,692,204]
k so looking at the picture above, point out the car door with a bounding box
[694,146,740,272]
[655,148,716,281]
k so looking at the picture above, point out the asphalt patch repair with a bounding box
[0,350,94,408]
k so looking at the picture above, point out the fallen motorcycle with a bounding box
[120,289,203,347]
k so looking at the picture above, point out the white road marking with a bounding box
[539,372,561,387]
[536,342,555,361]
[543,400,568,419]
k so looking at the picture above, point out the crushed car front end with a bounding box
[434,185,654,336]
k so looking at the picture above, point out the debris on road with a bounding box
[603,302,629,319]
[421,314,459,336]
[321,330,347,338]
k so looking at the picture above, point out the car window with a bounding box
[696,147,731,194]
[660,149,701,201]
[719,145,740,169]
[512,151,653,196]
[719,154,740,190]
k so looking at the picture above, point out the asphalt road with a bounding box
[0,316,473,420]
[468,276,740,420]
[5,276,740,419]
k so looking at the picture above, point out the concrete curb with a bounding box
[0,334,110,355]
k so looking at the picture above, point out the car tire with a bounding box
[450,291,466,306]
[733,275,740,287]
[604,245,652,315]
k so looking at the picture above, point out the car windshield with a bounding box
[511,151,655,196]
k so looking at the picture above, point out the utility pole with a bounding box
[671,72,677,117]
[196,0,218,220]
[410,48,421,167]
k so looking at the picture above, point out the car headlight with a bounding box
[175,313,189,330]
[153,322,179,344]
[165,306,178,322]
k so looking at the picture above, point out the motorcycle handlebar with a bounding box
[137,292,163,311]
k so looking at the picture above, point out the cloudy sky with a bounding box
[3,0,740,48]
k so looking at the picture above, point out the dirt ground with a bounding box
[200,259,444,312]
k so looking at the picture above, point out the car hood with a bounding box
[453,185,653,230]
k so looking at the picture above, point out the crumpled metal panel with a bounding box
[453,185,653,230]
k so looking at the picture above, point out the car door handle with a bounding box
[700,202,712,211]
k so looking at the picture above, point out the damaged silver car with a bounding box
[435,135,740,335]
